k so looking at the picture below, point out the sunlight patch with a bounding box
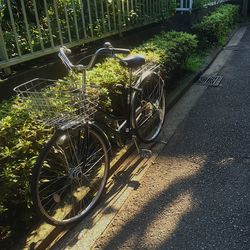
[143,191,194,248]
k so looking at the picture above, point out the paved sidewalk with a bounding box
[91,26,250,249]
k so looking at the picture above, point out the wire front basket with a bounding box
[14,78,98,127]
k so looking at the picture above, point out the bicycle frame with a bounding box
[95,68,134,138]
[21,44,166,226]
[96,64,162,140]
[58,45,162,141]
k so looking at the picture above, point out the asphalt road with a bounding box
[92,25,250,250]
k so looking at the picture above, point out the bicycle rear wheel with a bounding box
[31,125,109,226]
[131,73,166,143]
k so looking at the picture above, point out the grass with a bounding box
[184,50,209,72]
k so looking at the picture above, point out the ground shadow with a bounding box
[88,32,250,249]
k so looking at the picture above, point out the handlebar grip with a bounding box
[61,46,71,55]
[111,48,130,54]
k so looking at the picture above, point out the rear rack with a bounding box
[133,62,160,78]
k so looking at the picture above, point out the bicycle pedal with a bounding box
[140,149,152,158]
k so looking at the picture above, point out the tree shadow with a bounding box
[93,136,250,249]
[90,50,250,248]
[50,155,146,250]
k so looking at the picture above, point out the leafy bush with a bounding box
[0,30,197,246]
[184,51,208,72]
[192,0,214,10]
[193,4,239,45]
[134,31,198,76]
[0,99,52,246]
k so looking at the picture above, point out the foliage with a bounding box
[192,0,214,10]
[193,4,240,45]
[184,50,208,72]
[0,98,52,246]
[0,30,197,246]
[155,0,176,21]
[133,31,198,77]
[0,100,48,207]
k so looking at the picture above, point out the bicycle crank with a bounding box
[140,149,152,158]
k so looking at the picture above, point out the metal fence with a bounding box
[0,0,174,72]
[176,0,193,12]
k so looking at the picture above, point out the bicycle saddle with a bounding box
[120,55,145,68]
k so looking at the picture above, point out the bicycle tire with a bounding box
[31,124,110,226]
[131,73,166,143]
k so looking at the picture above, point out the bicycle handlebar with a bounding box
[58,43,130,72]
[109,48,131,54]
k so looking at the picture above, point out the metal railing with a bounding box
[0,0,174,72]
[176,0,193,12]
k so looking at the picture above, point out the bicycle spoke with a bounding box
[32,126,109,225]
[40,181,71,200]
[39,175,67,193]
[84,155,105,175]
[132,74,166,143]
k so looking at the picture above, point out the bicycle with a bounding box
[14,42,166,226]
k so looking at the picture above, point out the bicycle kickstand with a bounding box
[132,135,152,158]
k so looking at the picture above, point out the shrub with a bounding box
[0,30,197,246]
[193,0,214,10]
[135,31,198,76]
[0,99,52,246]
[193,4,239,45]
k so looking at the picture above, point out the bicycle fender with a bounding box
[134,71,162,89]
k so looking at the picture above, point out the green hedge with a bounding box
[192,0,215,10]
[68,31,198,113]
[0,31,197,245]
[193,4,239,45]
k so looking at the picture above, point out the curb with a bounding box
[166,24,240,113]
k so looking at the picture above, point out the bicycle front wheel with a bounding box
[31,125,109,226]
[131,73,166,143]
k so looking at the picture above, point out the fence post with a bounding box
[79,0,88,38]
[0,25,11,75]
[33,0,44,50]
[87,0,94,37]
[189,0,193,12]
[117,0,123,36]
[106,1,111,32]
[21,0,33,53]
[43,0,55,48]
[53,0,63,44]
